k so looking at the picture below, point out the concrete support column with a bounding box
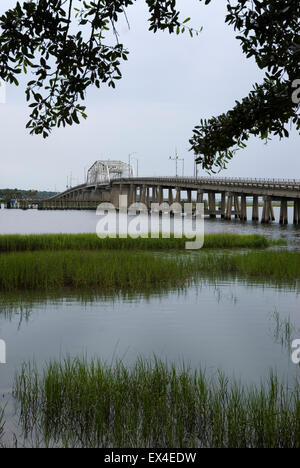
[225,193,233,220]
[145,187,150,210]
[155,186,159,203]
[151,187,156,203]
[176,187,181,203]
[197,190,203,204]
[129,184,136,205]
[208,192,216,218]
[168,188,173,204]
[240,195,247,222]
[220,192,226,219]
[187,190,192,204]
[252,195,259,221]
[280,199,288,225]
[234,196,240,219]
[270,200,275,221]
[293,200,300,225]
[262,197,274,224]
[158,186,163,204]
[140,185,146,204]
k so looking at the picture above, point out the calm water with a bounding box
[1,206,300,245]
[0,208,300,443]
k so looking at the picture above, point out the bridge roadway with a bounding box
[22,177,300,224]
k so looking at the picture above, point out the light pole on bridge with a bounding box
[169,149,184,177]
[128,152,138,177]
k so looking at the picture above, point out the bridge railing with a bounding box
[118,176,300,186]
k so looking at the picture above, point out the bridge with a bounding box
[22,177,300,225]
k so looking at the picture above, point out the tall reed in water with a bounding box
[0,250,299,292]
[14,357,300,448]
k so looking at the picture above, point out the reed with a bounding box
[14,357,300,448]
[197,250,300,283]
[272,309,296,349]
[0,233,285,253]
[0,249,299,292]
[0,250,195,293]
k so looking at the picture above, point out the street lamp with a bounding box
[128,152,138,177]
[194,156,199,179]
[131,156,139,177]
[169,152,184,177]
[169,156,179,177]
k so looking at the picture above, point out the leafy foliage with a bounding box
[0,0,195,137]
[0,1,299,172]
[0,188,57,201]
[190,0,300,171]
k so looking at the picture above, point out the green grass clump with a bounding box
[202,233,285,249]
[0,233,286,252]
[0,249,299,293]
[198,250,300,283]
[14,357,300,448]
[0,250,194,293]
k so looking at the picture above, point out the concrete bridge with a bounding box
[24,176,300,225]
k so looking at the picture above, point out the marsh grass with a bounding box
[0,249,299,293]
[272,309,297,349]
[0,233,285,253]
[14,357,300,448]
[0,250,195,293]
[197,250,300,283]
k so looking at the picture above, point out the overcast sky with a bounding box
[0,0,299,192]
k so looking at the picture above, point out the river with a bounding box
[0,208,300,443]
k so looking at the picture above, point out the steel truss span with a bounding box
[87,161,133,185]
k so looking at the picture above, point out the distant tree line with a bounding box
[0,188,58,201]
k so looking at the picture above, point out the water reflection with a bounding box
[1,208,300,445]
[0,279,299,388]
[1,207,300,246]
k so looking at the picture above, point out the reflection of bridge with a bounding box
[28,175,300,225]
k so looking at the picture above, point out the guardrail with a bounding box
[112,177,300,190]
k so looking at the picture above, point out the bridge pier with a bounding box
[225,193,233,220]
[294,200,300,225]
[140,185,147,205]
[280,199,288,225]
[252,196,259,221]
[208,193,216,218]
[146,187,150,208]
[197,189,203,204]
[158,186,163,204]
[220,193,226,219]
[240,195,247,222]
[234,196,240,219]
[261,196,275,224]
[129,184,136,205]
